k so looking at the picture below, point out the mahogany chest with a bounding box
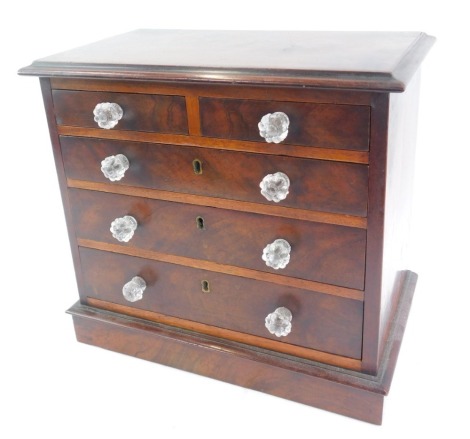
[19,30,434,424]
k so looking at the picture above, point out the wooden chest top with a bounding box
[19,29,434,90]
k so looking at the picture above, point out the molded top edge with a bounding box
[19,30,435,92]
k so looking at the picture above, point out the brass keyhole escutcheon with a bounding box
[192,158,203,174]
[201,280,210,293]
[196,216,205,230]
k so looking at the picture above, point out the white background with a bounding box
[2,1,469,437]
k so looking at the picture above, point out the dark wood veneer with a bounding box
[57,125,370,163]
[200,98,370,151]
[49,77,375,105]
[69,188,366,289]
[78,238,365,301]
[19,30,434,91]
[53,90,188,134]
[20,30,433,424]
[61,136,369,217]
[79,247,364,359]
[362,75,422,374]
[87,297,362,369]
[39,79,86,296]
[68,179,368,229]
[69,270,418,425]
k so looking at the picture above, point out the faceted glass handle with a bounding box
[93,102,123,129]
[260,172,290,202]
[122,276,146,302]
[265,307,292,337]
[101,154,130,181]
[262,238,291,269]
[258,112,290,143]
[110,215,138,242]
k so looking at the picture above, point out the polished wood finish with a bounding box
[87,297,362,369]
[79,238,365,301]
[20,30,434,91]
[379,73,421,362]
[361,92,390,374]
[200,98,370,151]
[70,188,366,289]
[61,137,369,217]
[49,77,375,105]
[39,79,86,295]
[362,74,422,374]
[72,306,383,423]
[68,270,418,424]
[21,30,433,424]
[53,90,188,134]
[68,179,368,229]
[58,125,370,163]
[79,247,364,359]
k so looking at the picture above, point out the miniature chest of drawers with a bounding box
[19,30,434,424]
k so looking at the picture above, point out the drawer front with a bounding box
[62,137,369,217]
[70,189,366,290]
[200,98,370,151]
[52,90,188,134]
[79,247,363,359]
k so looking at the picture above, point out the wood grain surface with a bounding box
[70,188,367,289]
[200,97,370,150]
[61,136,369,217]
[68,179,367,229]
[20,30,434,91]
[87,297,362,369]
[79,247,364,359]
[57,126,370,163]
[78,238,365,301]
[53,90,188,134]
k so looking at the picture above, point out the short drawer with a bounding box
[199,97,370,151]
[52,90,188,134]
[62,137,369,217]
[69,189,366,289]
[79,247,364,359]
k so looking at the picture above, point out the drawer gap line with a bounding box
[86,297,363,369]
[57,126,370,164]
[78,238,364,301]
[67,179,367,229]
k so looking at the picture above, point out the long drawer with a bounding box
[61,136,369,217]
[70,188,367,290]
[79,247,364,359]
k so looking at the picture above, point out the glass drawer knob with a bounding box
[262,238,291,270]
[265,307,292,337]
[258,112,290,143]
[260,172,290,202]
[110,215,138,242]
[101,154,129,181]
[122,276,146,302]
[93,102,123,129]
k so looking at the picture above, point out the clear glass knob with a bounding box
[122,276,146,302]
[258,112,290,143]
[101,154,130,181]
[265,307,292,337]
[93,102,123,129]
[260,172,290,202]
[110,215,138,242]
[262,238,291,270]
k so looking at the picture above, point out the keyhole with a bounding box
[192,159,203,175]
[201,280,210,293]
[196,216,205,230]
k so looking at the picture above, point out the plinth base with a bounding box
[67,271,417,425]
